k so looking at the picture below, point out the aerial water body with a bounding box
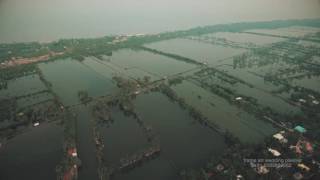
[0,0,319,43]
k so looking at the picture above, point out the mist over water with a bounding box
[0,0,319,43]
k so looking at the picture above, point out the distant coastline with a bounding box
[1,18,320,70]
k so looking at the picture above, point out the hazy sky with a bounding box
[0,0,319,42]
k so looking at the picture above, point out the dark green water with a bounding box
[0,122,63,180]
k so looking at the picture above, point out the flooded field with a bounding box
[76,105,99,180]
[217,65,282,91]
[145,38,246,65]
[93,92,226,180]
[172,81,277,142]
[245,26,320,38]
[134,93,226,168]
[108,49,196,79]
[290,76,320,93]
[99,106,148,164]
[38,59,116,105]
[0,74,47,98]
[202,32,285,46]
[16,92,53,109]
[1,21,320,180]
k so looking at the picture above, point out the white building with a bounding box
[268,148,281,157]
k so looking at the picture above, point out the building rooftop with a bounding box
[294,126,306,133]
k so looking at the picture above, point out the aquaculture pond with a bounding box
[216,65,282,92]
[145,38,246,65]
[107,49,196,79]
[38,59,116,106]
[172,81,277,143]
[16,92,53,109]
[131,93,226,177]
[235,84,300,114]
[202,32,285,46]
[0,74,47,98]
[81,57,118,81]
[245,26,320,38]
[197,69,300,114]
[290,75,320,93]
[100,107,149,165]
[75,105,99,180]
[101,92,227,180]
[0,122,64,180]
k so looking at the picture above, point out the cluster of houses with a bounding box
[107,33,147,45]
[256,125,318,180]
[204,123,318,179]
[297,94,319,106]
[63,147,81,180]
